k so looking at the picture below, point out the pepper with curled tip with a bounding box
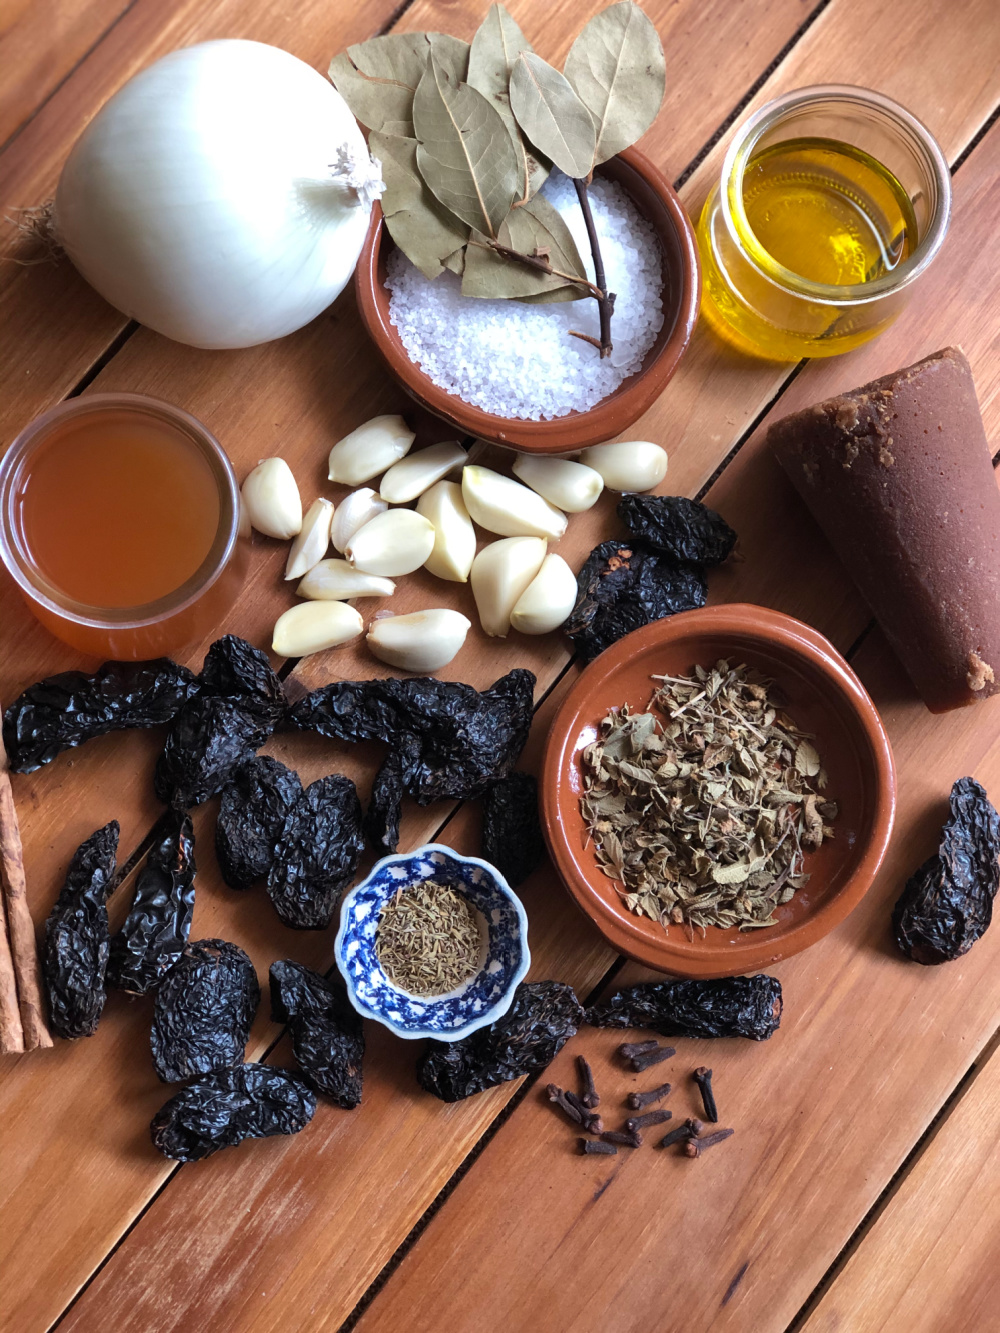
[150,1063,316,1161]
[481,772,545,888]
[154,636,286,809]
[151,939,260,1082]
[417,981,584,1102]
[216,756,303,891]
[365,752,406,857]
[893,776,1000,964]
[616,495,737,566]
[586,975,783,1041]
[3,660,198,774]
[270,960,364,1107]
[267,775,365,930]
[289,669,535,804]
[106,810,196,995]
[43,820,120,1039]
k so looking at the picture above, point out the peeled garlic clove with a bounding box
[379,441,467,504]
[462,465,567,540]
[330,487,387,553]
[577,441,668,492]
[284,497,334,580]
[327,415,415,485]
[272,601,363,658]
[470,536,547,638]
[510,553,578,635]
[367,609,471,672]
[512,454,604,513]
[416,480,476,582]
[296,559,395,601]
[346,508,436,576]
[241,458,302,539]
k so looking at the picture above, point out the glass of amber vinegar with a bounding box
[0,394,248,659]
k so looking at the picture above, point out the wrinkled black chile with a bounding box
[893,777,1000,964]
[43,821,119,1039]
[565,541,707,662]
[154,636,286,808]
[267,776,365,929]
[290,669,535,803]
[417,981,584,1102]
[150,1063,316,1161]
[365,752,405,856]
[3,660,197,774]
[586,975,783,1041]
[216,756,303,890]
[270,960,364,1106]
[481,773,545,887]
[617,495,737,566]
[106,810,196,995]
[151,938,260,1082]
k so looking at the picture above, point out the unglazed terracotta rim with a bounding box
[355,147,701,453]
[540,604,897,978]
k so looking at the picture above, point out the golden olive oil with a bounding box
[698,137,920,360]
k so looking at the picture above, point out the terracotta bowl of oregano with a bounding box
[541,605,897,978]
[333,3,700,452]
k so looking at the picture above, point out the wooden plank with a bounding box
[0,0,132,148]
[53,46,1000,1333]
[801,1044,1000,1333]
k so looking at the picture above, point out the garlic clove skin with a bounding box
[330,487,387,553]
[272,601,363,657]
[345,508,436,576]
[379,441,467,504]
[512,455,604,513]
[470,536,547,638]
[284,497,334,580]
[577,442,668,492]
[296,558,395,600]
[509,553,578,635]
[416,480,476,582]
[462,465,567,540]
[241,458,302,539]
[367,609,471,673]
[327,415,415,485]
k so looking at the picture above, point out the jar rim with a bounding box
[0,392,241,632]
[718,83,952,306]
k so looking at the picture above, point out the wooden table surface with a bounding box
[2,1,999,1329]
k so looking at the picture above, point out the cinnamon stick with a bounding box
[0,719,52,1050]
[0,882,24,1052]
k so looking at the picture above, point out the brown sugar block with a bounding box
[769,348,1000,713]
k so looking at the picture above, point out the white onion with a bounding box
[52,40,383,349]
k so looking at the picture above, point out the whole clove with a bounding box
[601,1128,642,1148]
[618,1039,659,1060]
[625,1108,672,1133]
[658,1123,694,1149]
[577,1054,600,1108]
[564,1088,603,1132]
[627,1081,671,1110]
[631,1043,675,1072]
[693,1066,718,1122]
[581,1138,617,1156]
[546,1082,584,1126]
[684,1127,734,1157]
[685,1117,705,1137]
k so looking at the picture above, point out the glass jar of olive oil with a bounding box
[697,86,951,361]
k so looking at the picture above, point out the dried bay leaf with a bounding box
[369,132,469,280]
[509,51,596,179]
[467,3,549,202]
[413,54,520,237]
[564,1,666,167]
[329,32,469,134]
[461,193,588,301]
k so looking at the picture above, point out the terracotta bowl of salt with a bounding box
[355,146,700,454]
[541,605,897,979]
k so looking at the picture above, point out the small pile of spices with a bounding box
[376,880,482,997]
[580,660,837,935]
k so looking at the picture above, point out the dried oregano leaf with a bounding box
[370,131,469,280]
[564,1,666,167]
[328,32,469,135]
[467,3,549,202]
[413,53,520,237]
[509,51,596,178]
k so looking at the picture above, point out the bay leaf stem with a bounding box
[469,238,604,300]
[572,176,614,358]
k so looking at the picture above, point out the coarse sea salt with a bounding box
[385,170,665,421]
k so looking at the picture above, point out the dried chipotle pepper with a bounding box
[365,751,405,857]
[481,772,545,887]
[151,938,260,1082]
[216,755,302,891]
[151,1063,316,1161]
[270,960,364,1107]
[616,495,737,566]
[587,975,783,1041]
[267,775,365,929]
[892,777,1000,964]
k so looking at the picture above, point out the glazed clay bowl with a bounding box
[355,146,700,453]
[541,604,896,979]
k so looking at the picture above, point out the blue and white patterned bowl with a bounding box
[334,844,530,1041]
